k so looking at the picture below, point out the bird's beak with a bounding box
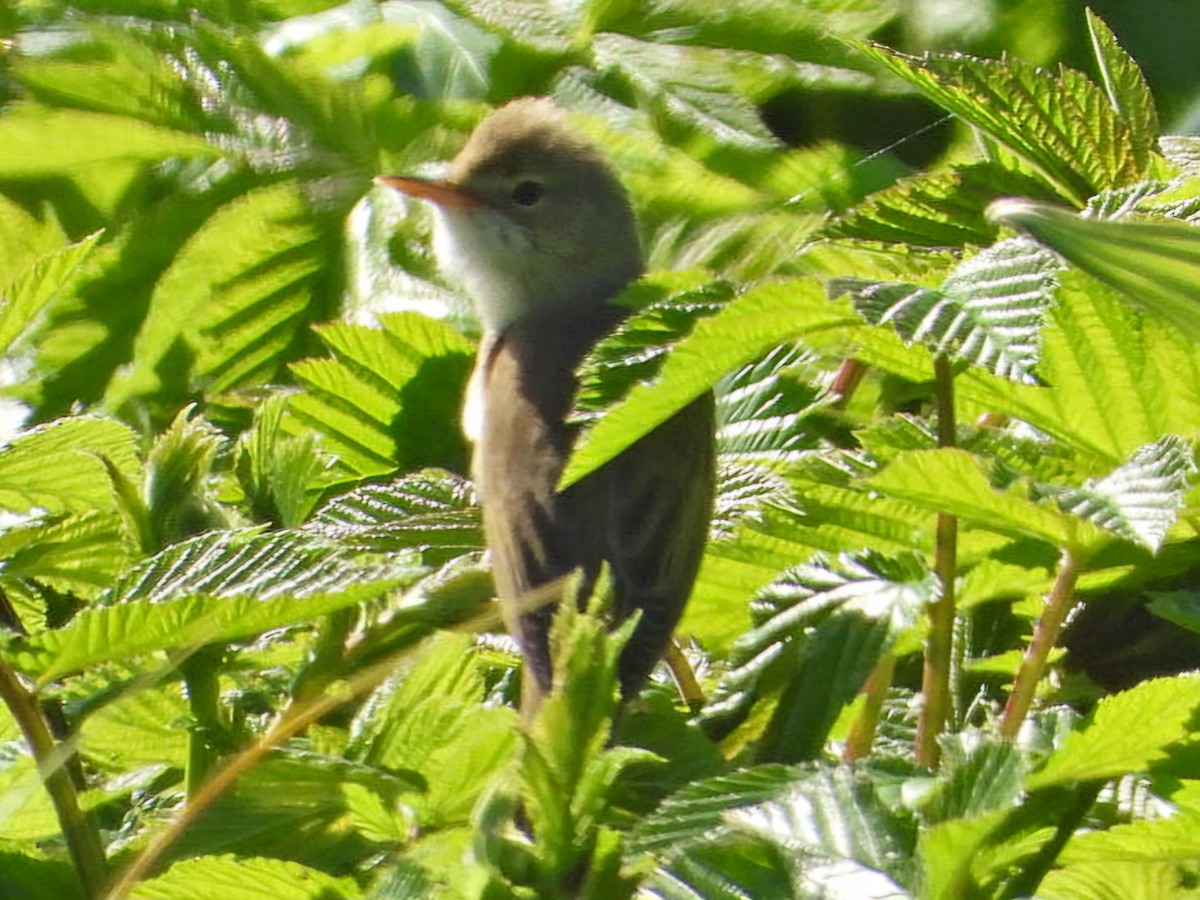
[374,175,483,210]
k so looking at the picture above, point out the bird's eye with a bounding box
[511,180,544,207]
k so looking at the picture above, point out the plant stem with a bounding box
[916,354,958,769]
[843,652,895,761]
[290,607,356,707]
[830,358,869,409]
[1001,550,1081,739]
[181,648,224,799]
[0,655,106,899]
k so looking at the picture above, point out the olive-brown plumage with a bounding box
[378,98,714,704]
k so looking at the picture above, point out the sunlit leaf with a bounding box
[127,853,362,900]
[868,448,1076,545]
[290,313,474,476]
[305,470,482,564]
[1027,674,1200,789]
[704,550,930,758]
[824,163,1058,248]
[989,198,1200,344]
[862,46,1149,202]
[832,237,1059,382]
[1050,435,1194,552]
[958,269,1200,465]
[0,106,219,178]
[11,530,417,682]
[1086,9,1158,150]
[0,416,139,515]
[730,767,916,892]
[564,279,862,487]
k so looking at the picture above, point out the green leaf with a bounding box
[919,803,1061,900]
[1147,591,1200,636]
[1059,813,1200,867]
[349,633,517,828]
[630,764,808,856]
[594,35,779,149]
[1086,9,1158,151]
[0,106,219,179]
[16,26,213,131]
[599,0,895,61]
[126,854,362,900]
[79,681,191,771]
[0,232,102,360]
[641,834,796,900]
[1038,860,1198,900]
[106,182,330,407]
[378,3,498,100]
[0,755,62,842]
[235,395,331,529]
[289,313,474,476]
[1027,675,1200,789]
[730,766,916,891]
[0,850,82,900]
[575,271,734,418]
[0,511,131,597]
[861,45,1148,203]
[14,531,416,683]
[714,344,824,462]
[868,448,1076,545]
[172,749,420,872]
[524,606,627,852]
[823,163,1059,248]
[988,198,1200,344]
[477,604,650,894]
[958,269,1200,465]
[1158,135,1200,175]
[707,550,930,761]
[923,738,1030,824]
[832,237,1060,382]
[143,409,226,550]
[564,279,862,487]
[0,416,140,515]
[1050,436,1194,552]
[440,0,578,52]
[305,471,483,564]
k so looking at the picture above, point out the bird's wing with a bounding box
[472,321,603,696]
[601,392,716,695]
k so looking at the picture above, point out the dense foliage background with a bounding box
[5,2,1200,898]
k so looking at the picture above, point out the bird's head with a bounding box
[377,98,642,331]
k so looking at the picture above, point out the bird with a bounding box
[377,97,715,708]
